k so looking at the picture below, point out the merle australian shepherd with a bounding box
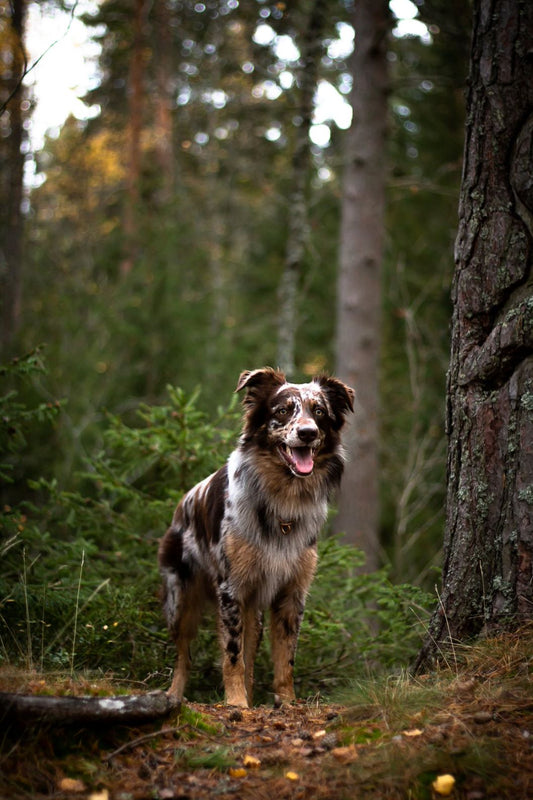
[158,367,354,708]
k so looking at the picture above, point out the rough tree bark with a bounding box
[0,0,27,356]
[415,0,533,670]
[276,0,327,375]
[333,0,390,570]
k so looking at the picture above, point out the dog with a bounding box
[158,367,354,707]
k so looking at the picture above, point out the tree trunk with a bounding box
[415,0,533,671]
[153,0,174,205]
[334,0,390,570]
[121,0,146,276]
[0,0,27,356]
[276,0,327,375]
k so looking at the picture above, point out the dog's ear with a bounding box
[316,375,355,429]
[235,368,286,404]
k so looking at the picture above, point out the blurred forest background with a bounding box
[0,0,472,696]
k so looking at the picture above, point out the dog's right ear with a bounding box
[235,367,286,404]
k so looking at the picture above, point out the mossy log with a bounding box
[0,690,179,726]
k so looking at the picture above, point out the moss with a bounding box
[521,392,533,413]
[518,486,533,505]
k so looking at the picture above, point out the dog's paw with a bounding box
[225,694,249,709]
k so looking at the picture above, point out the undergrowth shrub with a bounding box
[0,352,432,698]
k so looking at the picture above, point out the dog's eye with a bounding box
[276,406,288,416]
[314,406,326,417]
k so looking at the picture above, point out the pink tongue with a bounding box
[292,447,314,474]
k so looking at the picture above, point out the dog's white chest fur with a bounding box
[215,450,327,607]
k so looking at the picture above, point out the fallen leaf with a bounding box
[331,745,358,764]
[229,768,247,779]
[88,791,109,800]
[243,754,261,768]
[454,678,476,693]
[432,774,456,796]
[403,728,423,737]
[58,778,86,793]
[312,729,327,739]
[291,737,304,746]
[285,771,299,781]
[28,680,46,693]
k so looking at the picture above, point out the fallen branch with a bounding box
[0,690,180,727]
[104,723,189,760]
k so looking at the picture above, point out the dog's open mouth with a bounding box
[278,444,315,476]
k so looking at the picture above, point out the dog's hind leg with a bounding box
[162,571,205,701]
[168,606,203,700]
[242,607,263,707]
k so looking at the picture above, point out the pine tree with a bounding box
[0,0,28,355]
[415,0,533,670]
[334,0,390,569]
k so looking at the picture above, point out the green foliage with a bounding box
[0,362,240,677]
[14,1,470,591]
[293,538,433,697]
[0,348,63,483]
[1,356,432,697]
[175,746,235,772]
[379,3,470,583]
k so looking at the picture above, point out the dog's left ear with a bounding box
[235,367,286,405]
[316,376,355,429]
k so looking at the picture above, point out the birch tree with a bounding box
[276,0,327,375]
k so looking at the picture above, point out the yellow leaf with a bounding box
[403,728,424,737]
[285,771,299,781]
[89,791,110,800]
[58,778,86,793]
[229,768,247,779]
[432,774,456,796]
[243,754,261,768]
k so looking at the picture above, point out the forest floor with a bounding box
[1,626,532,800]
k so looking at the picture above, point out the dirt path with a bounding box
[104,701,348,800]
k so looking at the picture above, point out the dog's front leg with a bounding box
[243,607,263,707]
[270,548,317,706]
[270,588,306,707]
[218,585,248,707]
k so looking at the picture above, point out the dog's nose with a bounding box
[297,424,318,444]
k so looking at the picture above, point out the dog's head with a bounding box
[236,367,354,478]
